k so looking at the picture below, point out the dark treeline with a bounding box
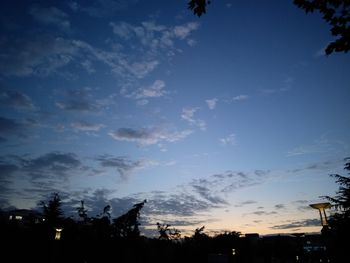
[1,159,349,262]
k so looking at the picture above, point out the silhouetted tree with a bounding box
[101,204,111,219]
[322,157,350,261]
[188,0,211,17]
[77,200,88,222]
[188,1,349,55]
[323,157,350,214]
[193,225,208,239]
[40,192,63,226]
[112,200,146,238]
[293,0,349,55]
[156,222,181,240]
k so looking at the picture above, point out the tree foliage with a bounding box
[293,0,350,55]
[188,0,211,17]
[323,157,350,217]
[156,222,181,240]
[40,192,63,226]
[77,200,88,222]
[322,158,350,263]
[188,0,350,55]
[112,200,147,238]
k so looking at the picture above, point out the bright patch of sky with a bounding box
[1,0,349,236]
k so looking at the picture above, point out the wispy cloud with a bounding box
[22,152,82,180]
[144,192,217,217]
[262,77,293,94]
[70,0,139,17]
[220,133,236,146]
[188,169,270,203]
[97,155,157,180]
[287,159,340,173]
[232,95,249,101]
[181,107,206,131]
[271,218,320,230]
[71,121,105,132]
[191,179,228,205]
[110,21,199,50]
[29,5,70,31]
[234,200,257,207]
[121,79,167,105]
[109,127,193,146]
[274,204,286,210]
[217,170,269,193]
[250,210,278,216]
[56,89,113,112]
[174,22,200,39]
[0,117,27,142]
[205,98,218,110]
[0,36,78,77]
[314,46,326,58]
[0,152,84,197]
[0,90,35,110]
[287,135,347,157]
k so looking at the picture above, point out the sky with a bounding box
[1,0,349,236]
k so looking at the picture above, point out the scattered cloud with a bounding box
[145,192,217,217]
[0,36,78,77]
[220,133,236,146]
[0,158,19,199]
[135,80,166,99]
[56,89,113,112]
[184,170,270,208]
[288,134,348,157]
[110,20,199,48]
[232,95,249,101]
[218,170,269,193]
[0,117,26,141]
[71,121,105,132]
[70,0,139,17]
[250,211,278,216]
[29,5,70,31]
[271,218,320,230]
[122,79,167,105]
[262,77,293,94]
[22,152,82,180]
[287,159,341,173]
[181,107,206,131]
[205,98,218,110]
[314,47,326,58]
[96,155,158,180]
[288,145,327,157]
[191,179,228,205]
[282,76,293,91]
[234,200,257,207]
[109,127,193,146]
[274,204,285,210]
[292,199,310,205]
[0,90,35,110]
[0,152,84,198]
[174,22,200,39]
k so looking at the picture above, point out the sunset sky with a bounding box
[1,0,349,236]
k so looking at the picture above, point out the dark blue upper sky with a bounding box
[1,0,349,235]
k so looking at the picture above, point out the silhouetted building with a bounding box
[6,209,43,225]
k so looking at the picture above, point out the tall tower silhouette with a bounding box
[310,202,331,226]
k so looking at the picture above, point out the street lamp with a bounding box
[309,203,331,226]
[55,228,63,240]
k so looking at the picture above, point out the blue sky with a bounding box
[1,0,349,236]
